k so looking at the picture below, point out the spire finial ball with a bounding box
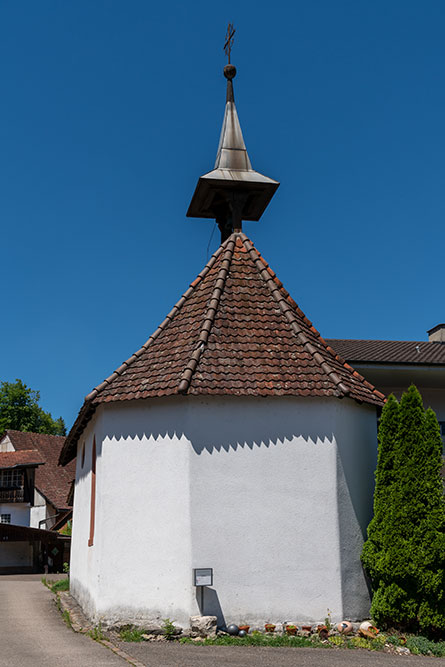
[224,64,236,80]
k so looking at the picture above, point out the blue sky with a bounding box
[1,1,444,428]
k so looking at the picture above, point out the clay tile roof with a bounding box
[326,339,445,366]
[60,232,384,465]
[0,450,44,469]
[5,431,75,510]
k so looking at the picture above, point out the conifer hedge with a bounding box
[362,385,445,636]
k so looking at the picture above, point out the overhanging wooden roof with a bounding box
[0,523,70,543]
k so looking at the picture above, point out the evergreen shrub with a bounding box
[362,385,445,636]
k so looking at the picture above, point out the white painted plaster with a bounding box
[0,504,30,526]
[0,434,14,452]
[29,489,46,528]
[33,488,45,507]
[69,396,377,627]
[30,504,47,529]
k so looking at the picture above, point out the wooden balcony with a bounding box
[0,487,25,503]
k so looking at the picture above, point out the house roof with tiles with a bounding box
[326,339,445,366]
[3,431,75,509]
[60,232,384,465]
[59,57,384,466]
[0,449,44,469]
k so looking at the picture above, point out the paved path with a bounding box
[0,575,123,666]
[120,641,445,667]
[3,575,445,667]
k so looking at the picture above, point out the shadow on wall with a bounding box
[108,395,334,451]
[76,396,338,482]
[336,411,377,619]
[196,587,226,629]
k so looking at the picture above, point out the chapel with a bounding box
[60,51,385,628]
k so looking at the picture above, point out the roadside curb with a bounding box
[56,591,145,667]
[57,591,89,633]
[98,639,146,667]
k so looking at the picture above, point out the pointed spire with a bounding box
[214,65,252,172]
[187,44,279,242]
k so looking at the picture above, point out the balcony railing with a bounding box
[0,487,25,503]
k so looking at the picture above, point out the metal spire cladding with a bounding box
[187,62,279,241]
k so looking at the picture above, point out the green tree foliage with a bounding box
[362,394,399,581]
[0,379,66,435]
[362,385,445,636]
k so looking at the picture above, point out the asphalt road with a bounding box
[120,641,445,667]
[3,575,445,667]
[0,575,122,666]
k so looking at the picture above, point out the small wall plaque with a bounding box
[193,568,213,587]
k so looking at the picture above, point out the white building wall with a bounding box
[70,403,193,625]
[188,397,376,625]
[30,489,47,528]
[70,418,102,620]
[0,434,14,452]
[0,504,30,526]
[69,396,377,626]
[0,503,33,571]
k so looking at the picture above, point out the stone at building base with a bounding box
[190,615,217,638]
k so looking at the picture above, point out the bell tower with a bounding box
[187,24,279,242]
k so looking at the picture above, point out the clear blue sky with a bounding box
[1,1,444,428]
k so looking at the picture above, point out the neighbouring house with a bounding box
[0,430,74,572]
[327,324,445,440]
[59,59,385,629]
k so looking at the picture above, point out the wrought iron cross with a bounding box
[224,23,236,64]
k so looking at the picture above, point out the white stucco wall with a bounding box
[69,396,377,627]
[0,504,30,526]
[0,434,14,452]
[29,489,47,528]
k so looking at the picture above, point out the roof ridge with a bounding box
[327,338,435,345]
[0,448,41,454]
[5,429,65,440]
[239,233,351,398]
[178,237,236,393]
[85,239,232,403]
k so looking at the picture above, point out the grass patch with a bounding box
[88,623,105,641]
[50,578,70,592]
[180,632,321,648]
[119,627,147,642]
[62,609,73,630]
[117,622,445,657]
[42,576,69,593]
[406,636,445,657]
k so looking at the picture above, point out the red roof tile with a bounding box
[0,450,44,469]
[326,339,445,365]
[5,431,75,509]
[60,233,384,465]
